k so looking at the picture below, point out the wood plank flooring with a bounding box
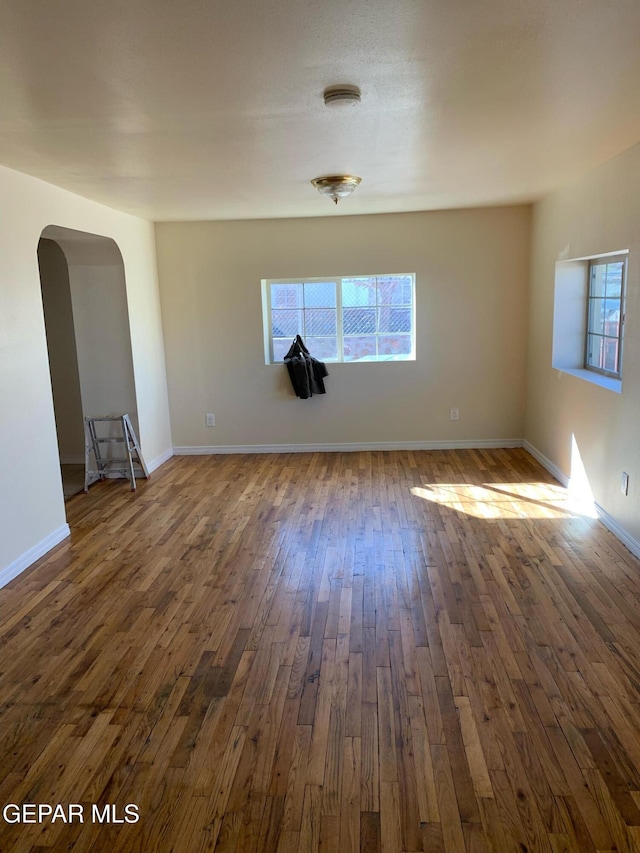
[2,448,640,851]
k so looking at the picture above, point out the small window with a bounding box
[264,274,415,364]
[585,256,626,378]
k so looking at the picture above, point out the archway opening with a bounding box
[38,225,138,499]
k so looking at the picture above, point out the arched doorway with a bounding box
[38,226,138,498]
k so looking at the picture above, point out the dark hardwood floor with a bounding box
[2,449,640,852]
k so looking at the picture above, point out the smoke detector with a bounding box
[323,84,361,108]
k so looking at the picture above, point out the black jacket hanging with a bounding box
[284,335,329,398]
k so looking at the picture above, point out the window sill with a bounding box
[557,368,622,394]
[267,356,415,365]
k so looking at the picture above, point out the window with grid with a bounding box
[264,274,415,364]
[585,256,626,377]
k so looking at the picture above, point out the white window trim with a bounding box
[262,274,416,365]
[552,250,628,394]
[584,254,626,380]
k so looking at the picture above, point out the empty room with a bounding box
[2,1,640,852]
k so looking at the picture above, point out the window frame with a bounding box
[263,274,416,365]
[583,255,626,379]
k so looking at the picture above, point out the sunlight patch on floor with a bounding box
[410,481,585,519]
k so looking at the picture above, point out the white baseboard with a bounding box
[522,440,569,487]
[593,503,640,561]
[0,524,70,589]
[173,438,524,455]
[523,440,640,561]
[146,447,174,473]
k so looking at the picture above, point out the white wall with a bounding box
[526,141,640,547]
[0,164,172,585]
[38,231,140,458]
[67,262,138,424]
[38,239,85,461]
[156,207,531,450]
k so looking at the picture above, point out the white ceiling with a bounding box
[2,0,640,221]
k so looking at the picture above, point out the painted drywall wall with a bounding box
[38,239,85,462]
[156,207,530,449]
[68,261,138,423]
[38,231,140,467]
[525,141,640,544]
[0,164,172,583]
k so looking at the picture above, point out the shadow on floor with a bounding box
[61,463,84,499]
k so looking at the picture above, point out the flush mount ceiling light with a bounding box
[323,84,361,108]
[311,175,362,204]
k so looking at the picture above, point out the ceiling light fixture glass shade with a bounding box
[311,175,362,204]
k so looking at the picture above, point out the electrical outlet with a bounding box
[450,407,459,421]
[621,471,629,496]
[205,413,215,427]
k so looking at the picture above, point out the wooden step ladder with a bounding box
[84,414,149,492]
